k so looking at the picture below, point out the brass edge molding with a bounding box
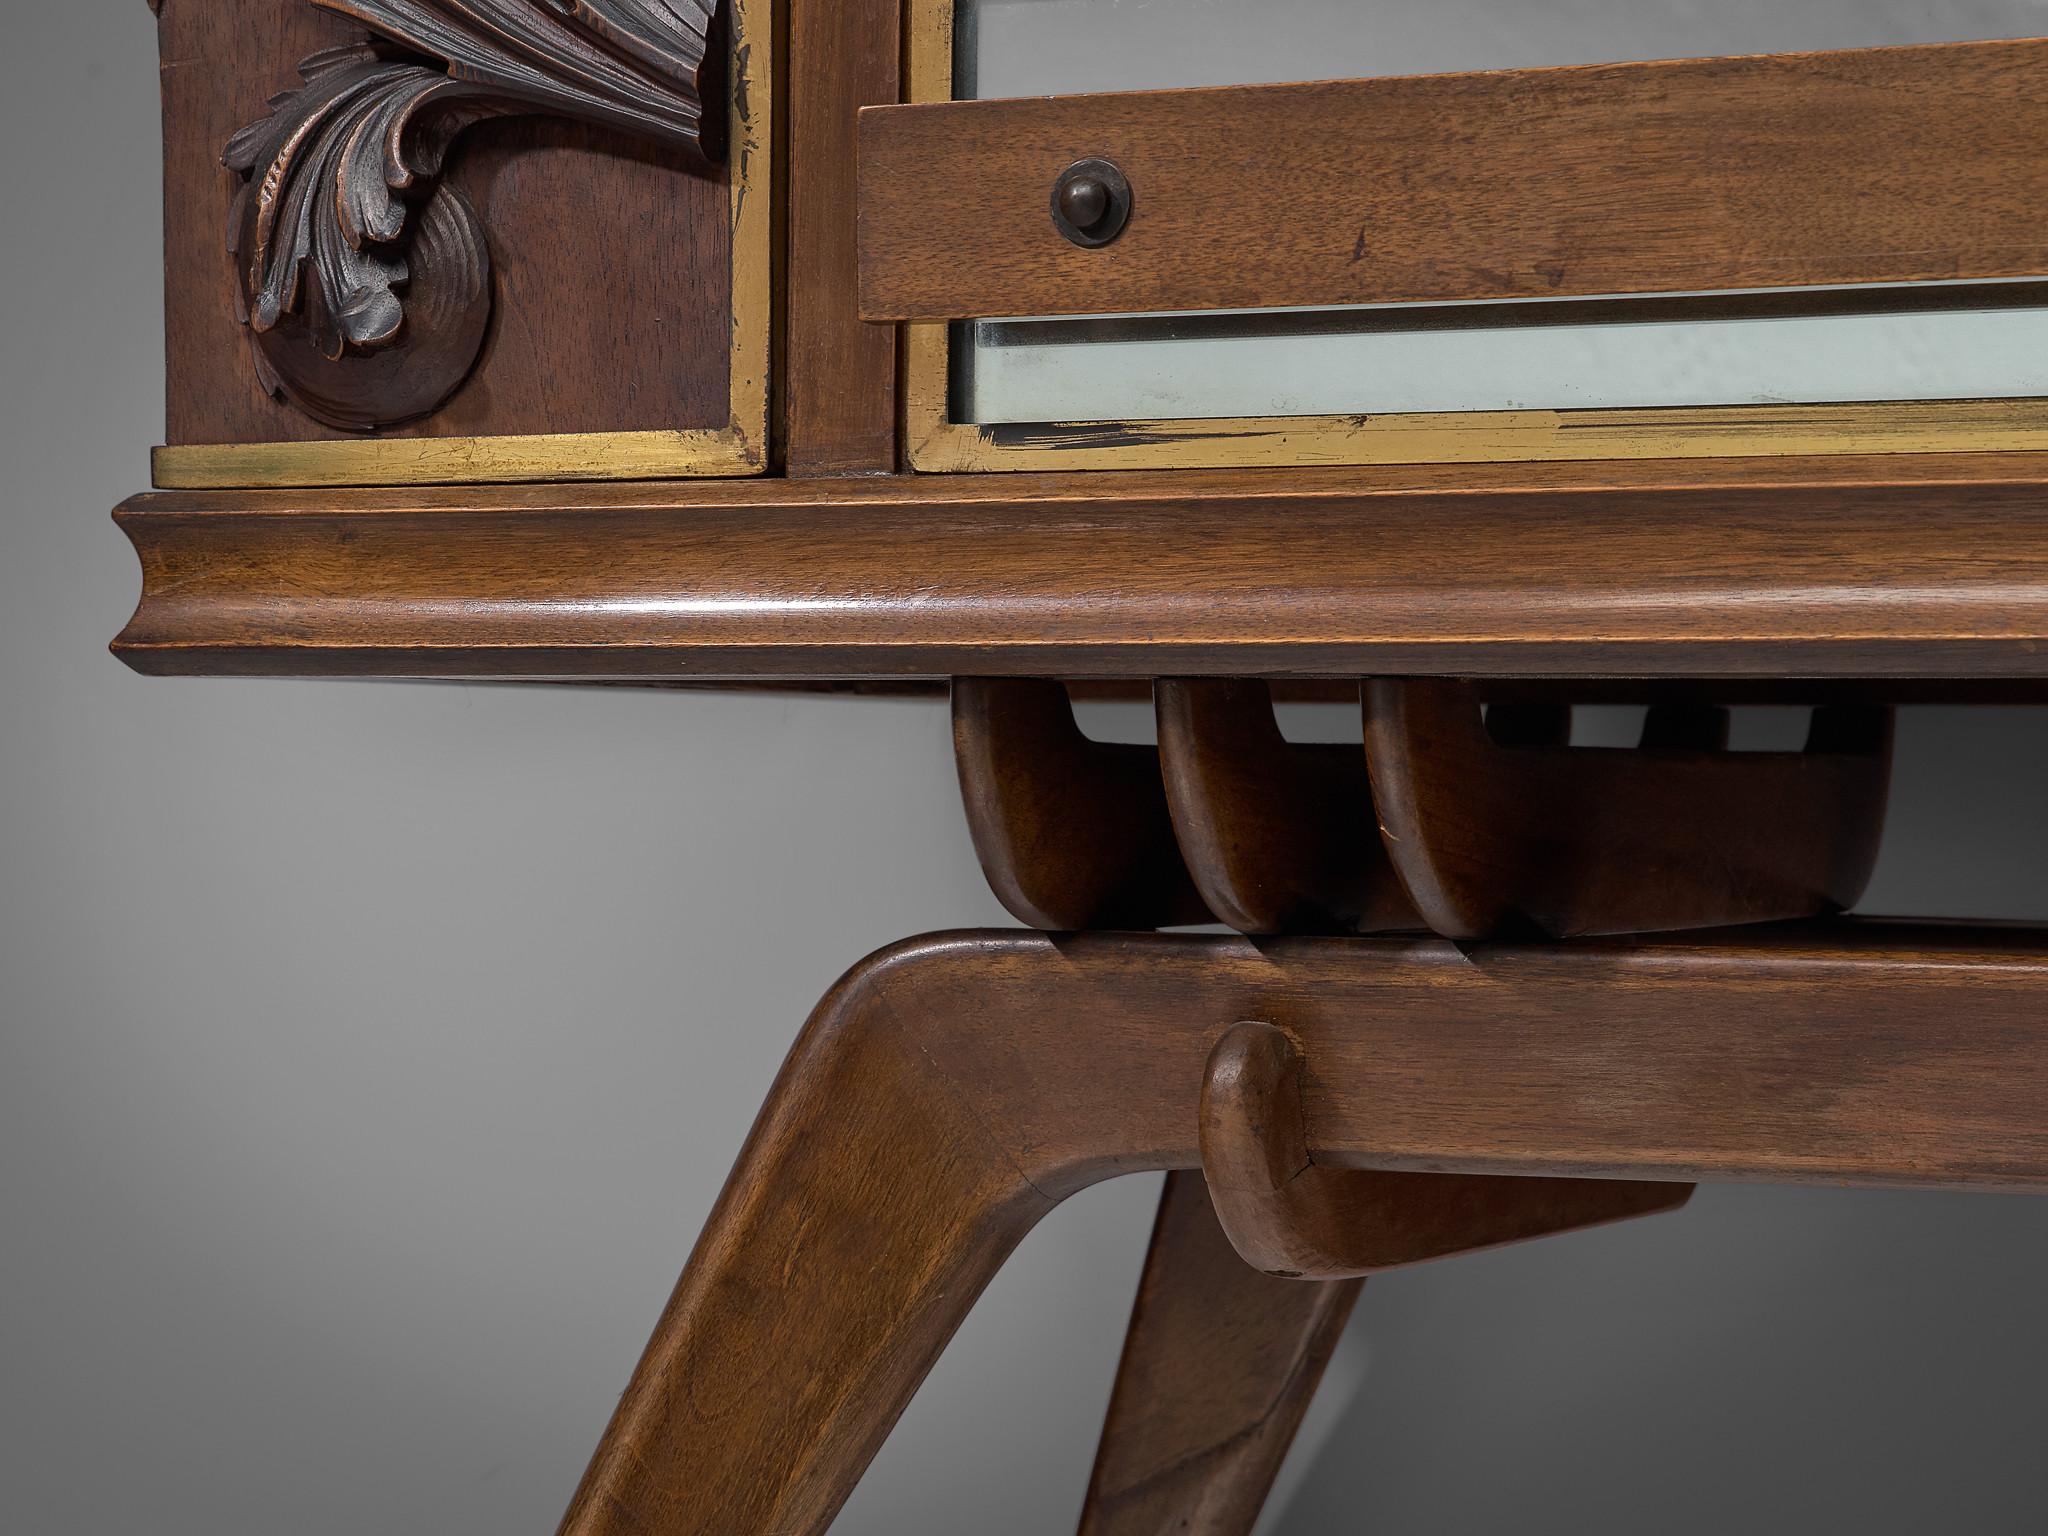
[899,0,2048,474]
[156,0,772,489]
[907,398,2048,474]
[151,429,760,490]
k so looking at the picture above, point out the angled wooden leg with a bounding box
[556,934,1203,1536]
[563,926,2048,1535]
[1078,1171,1363,1536]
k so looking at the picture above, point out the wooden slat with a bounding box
[951,679,1210,930]
[1155,678,1417,936]
[110,453,2048,680]
[1363,680,1894,938]
[858,37,2048,320]
[784,0,899,474]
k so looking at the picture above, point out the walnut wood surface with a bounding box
[560,924,2048,1534]
[952,679,1209,929]
[1076,1172,1362,1536]
[859,37,2048,320]
[1364,680,1893,938]
[111,454,2048,679]
[1156,678,1417,935]
[1200,1023,1692,1280]
[157,0,731,448]
[785,0,898,473]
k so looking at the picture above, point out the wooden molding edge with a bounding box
[111,453,2048,680]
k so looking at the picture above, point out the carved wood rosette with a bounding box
[224,0,724,432]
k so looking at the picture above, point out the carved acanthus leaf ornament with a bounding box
[224,0,723,430]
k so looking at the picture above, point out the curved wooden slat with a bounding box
[1200,1022,1692,1280]
[1155,678,1417,934]
[1076,1172,1363,1536]
[953,677,1211,930]
[1363,680,1894,938]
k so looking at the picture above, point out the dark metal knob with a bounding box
[1051,158,1132,248]
[1057,174,1109,230]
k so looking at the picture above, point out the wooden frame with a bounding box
[895,6,2048,472]
[557,923,2048,1534]
[148,0,775,491]
[785,0,899,473]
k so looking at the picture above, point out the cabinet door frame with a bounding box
[887,1,2048,473]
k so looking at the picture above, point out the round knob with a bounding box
[1050,159,1133,248]
[1056,174,1110,232]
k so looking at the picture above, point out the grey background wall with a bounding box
[5,3,2048,1532]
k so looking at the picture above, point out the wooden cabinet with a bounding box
[111,5,2048,1533]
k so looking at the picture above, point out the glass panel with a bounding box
[953,0,2048,426]
[958,0,2048,99]
[958,284,2048,422]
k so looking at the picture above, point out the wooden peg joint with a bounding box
[1199,1020,1693,1280]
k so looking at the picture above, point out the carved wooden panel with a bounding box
[220,1,722,432]
[151,0,769,485]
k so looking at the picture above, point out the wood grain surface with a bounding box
[784,0,899,473]
[1156,678,1417,935]
[1363,680,1894,937]
[1075,1173,1362,1536]
[559,922,2048,1535]
[1200,1022,1692,1280]
[952,679,1210,930]
[111,453,2048,678]
[860,37,2048,320]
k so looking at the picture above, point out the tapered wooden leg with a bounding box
[1078,1172,1363,1536]
[560,941,1092,1536]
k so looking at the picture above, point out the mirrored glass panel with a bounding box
[948,0,2048,428]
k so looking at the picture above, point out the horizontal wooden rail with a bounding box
[112,453,2048,679]
[859,36,2048,320]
